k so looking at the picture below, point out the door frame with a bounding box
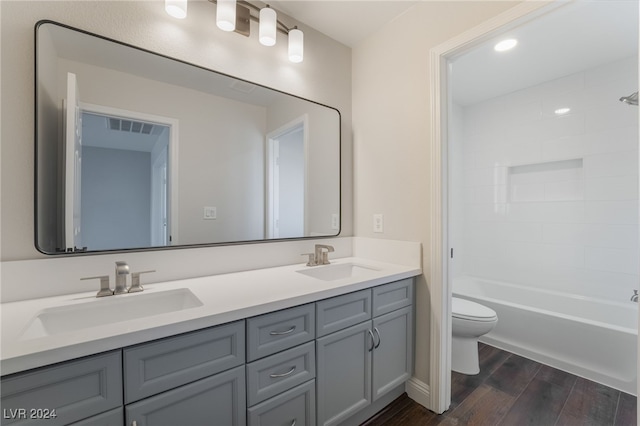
[428,0,572,413]
[265,114,309,239]
[79,102,180,245]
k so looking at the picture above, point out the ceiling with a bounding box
[270,1,638,106]
[270,0,417,48]
[450,1,639,105]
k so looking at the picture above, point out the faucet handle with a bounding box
[301,253,317,267]
[81,275,113,297]
[129,270,156,293]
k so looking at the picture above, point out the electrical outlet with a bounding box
[331,213,339,230]
[203,206,217,220]
[373,214,384,233]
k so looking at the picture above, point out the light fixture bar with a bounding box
[209,0,292,35]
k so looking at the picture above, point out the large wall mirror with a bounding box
[35,21,341,254]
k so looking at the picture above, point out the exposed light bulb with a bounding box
[288,28,304,63]
[259,7,277,46]
[494,38,518,52]
[217,0,236,32]
[555,107,571,115]
[165,0,187,19]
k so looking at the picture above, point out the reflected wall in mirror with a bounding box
[35,21,341,254]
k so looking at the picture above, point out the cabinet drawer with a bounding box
[124,320,245,403]
[248,380,316,426]
[247,341,315,406]
[126,365,246,426]
[372,279,413,317]
[316,289,371,337]
[1,351,122,426]
[247,304,315,361]
[69,407,123,426]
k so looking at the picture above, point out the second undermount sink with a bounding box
[296,262,380,281]
[20,288,203,340]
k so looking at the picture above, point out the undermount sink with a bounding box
[20,288,203,340]
[296,262,380,281]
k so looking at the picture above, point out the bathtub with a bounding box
[453,276,638,395]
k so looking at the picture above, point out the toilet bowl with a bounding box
[452,297,498,375]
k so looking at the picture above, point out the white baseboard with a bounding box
[405,376,431,410]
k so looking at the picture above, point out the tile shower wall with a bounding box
[455,56,639,302]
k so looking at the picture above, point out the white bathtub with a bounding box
[453,276,638,395]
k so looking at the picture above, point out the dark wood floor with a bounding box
[364,343,637,426]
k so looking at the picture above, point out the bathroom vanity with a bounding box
[1,258,419,426]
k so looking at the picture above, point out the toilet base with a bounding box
[452,336,480,375]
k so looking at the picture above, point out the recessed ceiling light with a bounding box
[494,39,518,52]
[554,107,571,115]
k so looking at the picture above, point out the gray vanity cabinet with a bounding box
[69,408,123,426]
[316,279,414,426]
[247,380,316,426]
[0,351,123,426]
[246,305,317,426]
[123,320,246,426]
[125,365,246,426]
[371,306,413,401]
[123,321,245,403]
[316,321,373,426]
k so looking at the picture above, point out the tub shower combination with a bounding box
[453,276,638,395]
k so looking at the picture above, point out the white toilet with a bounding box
[451,297,498,375]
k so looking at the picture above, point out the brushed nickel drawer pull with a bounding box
[374,327,381,349]
[270,325,296,336]
[367,329,375,352]
[270,366,297,378]
[290,419,296,426]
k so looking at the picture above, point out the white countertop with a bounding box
[1,257,421,376]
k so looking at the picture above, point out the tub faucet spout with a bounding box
[631,290,638,302]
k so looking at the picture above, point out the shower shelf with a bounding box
[508,157,583,203]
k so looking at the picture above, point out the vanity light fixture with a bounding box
[494,38,518,52]
[165,0,304,63]
[216,0,237,32]
[165,0,187,19]
[259,6,277,46]
[554,107,571,115]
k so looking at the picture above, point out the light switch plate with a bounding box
[203,206,217,220]
[373,214,383,233]
[331,214,339,230]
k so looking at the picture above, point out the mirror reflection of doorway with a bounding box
[80,110,171,250]
[266,116,308,239]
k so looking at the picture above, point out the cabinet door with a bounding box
[316,321,372,426]
[247,380,315,426]
[69,408,123,426]
[1,351,122,426]
[372,306,413,401]
[125,366,245,426]
[124,320,245,403]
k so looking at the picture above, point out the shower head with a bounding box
[619,91,638,106]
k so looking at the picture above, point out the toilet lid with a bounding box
[452,297,497,321]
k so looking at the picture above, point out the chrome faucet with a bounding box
[114,261,130,295]
[631,290,638,302]
[314,244,335,265]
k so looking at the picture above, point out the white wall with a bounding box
[267,97,340,236]
[1,0,352,262]
[58,59,267,245]
[352,0,521,390]
[454,55,639,302]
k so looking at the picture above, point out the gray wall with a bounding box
[82,147,151,251]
